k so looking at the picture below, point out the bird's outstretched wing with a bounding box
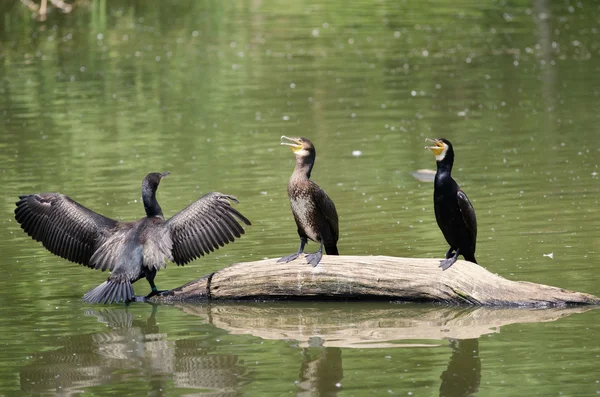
[14,194,118,267]
[457,190,477,249]
[166,193,251,265]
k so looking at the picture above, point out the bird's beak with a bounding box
[425,138,445,157]
[280,136,303,153]
[160,171,170,179]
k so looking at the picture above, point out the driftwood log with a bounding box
[152,255,600,307]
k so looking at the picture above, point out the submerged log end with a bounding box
[151,256,600,307]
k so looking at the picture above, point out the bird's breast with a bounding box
[289,195,319,241]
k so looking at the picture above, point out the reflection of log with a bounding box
[176,303,594,348]
[154,256,600,307]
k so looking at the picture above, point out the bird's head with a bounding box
[425,138,453,162]
[280,136,316,159]
[143,171,170,193]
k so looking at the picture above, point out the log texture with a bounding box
[153,255,600,307]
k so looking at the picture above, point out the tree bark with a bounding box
[152,255,600,307]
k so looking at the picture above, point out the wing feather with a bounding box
[457,190,477,249]
[213,205,245,238]
[192,227,208,257]
[14,193,118,267]
[216,217,236,244]
[207,220,225,248]
[199,218,217,251]
[167,192,251,265]
[313,185,339,242]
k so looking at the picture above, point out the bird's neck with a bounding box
[292,158,314,181]
[143,190,163,218]
[436,160,453,175]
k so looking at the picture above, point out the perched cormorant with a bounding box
[426,138,477,270]
[14,172,251,304]
[278,136,339,267]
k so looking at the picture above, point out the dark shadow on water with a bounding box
[19,305,248,396]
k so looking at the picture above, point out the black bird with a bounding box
[277,136,339,267]
[426,138,477,270]
[14,172,251,304]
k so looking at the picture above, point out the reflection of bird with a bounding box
[297,344,343,397]
[15,172,251,304]
[278,136,339,267]
[426,139,477,270]
[21,307,247,396]
[439,338,481,397]
[19,0,73,22]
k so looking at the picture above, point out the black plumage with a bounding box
[278,136,339,267]
[14,172,251,304]
[426,138,477,270]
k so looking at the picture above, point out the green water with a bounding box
[1,0,600,395]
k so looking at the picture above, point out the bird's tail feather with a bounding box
[464,255,477,264]
[325,244,339,255]
[83,280,134,304]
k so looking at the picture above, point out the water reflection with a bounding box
[179,303,589,395]
[439,339,480,397]
[294,337,481,397]
[20,306,247,396]
[18,302,593,396]
[297,342,343,397]
[183,303,590,347]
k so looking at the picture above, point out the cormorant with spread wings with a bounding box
[14,172,251,304]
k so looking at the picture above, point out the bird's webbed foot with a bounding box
[277,252,301,263]
[305,250,323,267]
[445,247,456,259]
[439,248,459,270]
[439,257,457,270]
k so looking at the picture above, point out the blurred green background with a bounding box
[1,0,599,395]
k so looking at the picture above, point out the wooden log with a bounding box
[152,255,600,307]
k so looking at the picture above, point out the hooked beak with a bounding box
[160,171,170,179]
[425,138,445,157]
[280,135,303,152]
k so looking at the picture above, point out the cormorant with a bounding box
[14,172,251,304]
[278,136,339,267]
[426,138,477,270]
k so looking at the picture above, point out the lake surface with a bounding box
[1,0,600,395]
